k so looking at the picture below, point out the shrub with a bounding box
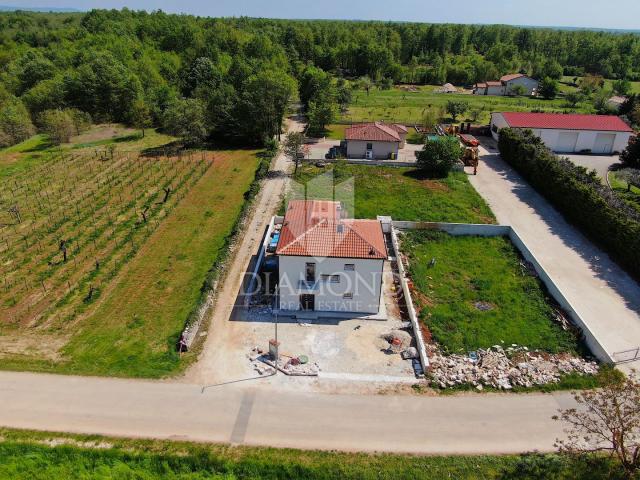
[498,128,640,278]
[416,136,462,178]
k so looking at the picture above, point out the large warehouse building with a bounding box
[490,112,634,154]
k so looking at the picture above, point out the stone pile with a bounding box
[248,347,320,376]
[429,345,599,390]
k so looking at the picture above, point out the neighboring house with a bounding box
[474,81,504,96]
[345,122,407,159]
[276,200,387,314]
[491,112,634,154]
[474,74,538,96]
[606,95,627,111]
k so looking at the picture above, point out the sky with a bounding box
[8,0,640,30]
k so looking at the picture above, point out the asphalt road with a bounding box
[0,370,569,454]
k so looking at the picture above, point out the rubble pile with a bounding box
[248,347,320,376]
[429,345,599,390]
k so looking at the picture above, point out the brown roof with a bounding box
[390,123,408,134]
[345,122,401,142]
[276,200,387,260]
[500,73,526,82]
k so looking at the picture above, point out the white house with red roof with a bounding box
[491,112,634,154]
[275,200,387,314]
[474,74,538,96]
[344,122,407,160]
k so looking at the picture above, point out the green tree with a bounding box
[336,79,352,113]
[509,84,527,97]
[539,77,559,100]
[0,98,34,147]
[445,100,468,122]
[39,109,75,145]
[358,76,373,96]
[620,136,640,169]
[307,90,337,135]
[554,371,640,480]
[162,98,208,145]
[416,136,462,178]
[613,79,632,96]
[564,91,584,108]
[283,131,305,174]
[421,107,441,131]
[617,168,640,192]
[130,99,153,138]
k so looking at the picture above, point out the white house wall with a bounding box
[504,77,539,95]
[347,140,399,159]
[490,113,632,153]
[278,256,384,314]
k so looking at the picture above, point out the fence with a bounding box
[393,221,615,365]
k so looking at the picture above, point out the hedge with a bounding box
[498,128,640,279]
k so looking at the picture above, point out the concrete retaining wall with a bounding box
[389,227,430,373]
[307,158,417,168]
[392,221,510,237]
[394,220,614,365]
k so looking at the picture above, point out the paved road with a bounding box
[0,370,569,454]
[470,148,640,368]
[563,153,619,183]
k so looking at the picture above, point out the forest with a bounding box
[0,9,639,147]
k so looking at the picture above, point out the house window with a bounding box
[321,274,340,283]
[366,143,373,150]
[344,264,355,271]
[343,292,353,299]
[305,263,316,283]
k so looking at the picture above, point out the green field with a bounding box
[0,126,263,377]
[294,163,495,224]
[403,231,580,355]
[0,428,623,480]
[341,85,595,125]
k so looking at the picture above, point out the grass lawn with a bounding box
[342,85,594,125]
[324,123,348,140]
[403,231,580,355]
[609,170,640,212]
[0,428,622,480]
[294,163,495,224]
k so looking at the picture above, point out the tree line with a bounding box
[0,9,639,148]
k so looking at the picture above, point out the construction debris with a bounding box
[248,347,319,376]
[429,345,599,390]
[382,330,413,353]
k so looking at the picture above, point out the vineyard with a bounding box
[0,137,261,376]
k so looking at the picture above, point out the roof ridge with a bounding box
[277,218,328,254]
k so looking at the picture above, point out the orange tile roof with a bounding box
[276,200,386,259]
[345,122,401,142]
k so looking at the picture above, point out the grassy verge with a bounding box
[294,163,495,224]
[342,85,594,125]
[403,231,580,355]
[0,428,623,480]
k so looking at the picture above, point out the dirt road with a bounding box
[183,118,304,385]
